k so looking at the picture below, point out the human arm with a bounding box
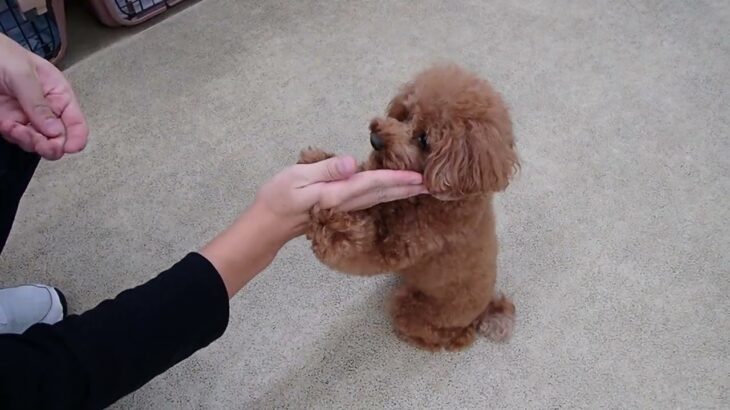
[0,253,228,409]
[0,156,425,409]
[202,154,426,296]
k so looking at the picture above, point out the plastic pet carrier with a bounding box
[88,0,190,27]
[0,0,67,65]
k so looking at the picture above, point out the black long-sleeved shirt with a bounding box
[0,253,229,409]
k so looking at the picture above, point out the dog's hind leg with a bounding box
[388,284,482,351]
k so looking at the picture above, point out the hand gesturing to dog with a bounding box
[0,33,88,160]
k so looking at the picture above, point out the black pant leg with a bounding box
[0,139,41,254]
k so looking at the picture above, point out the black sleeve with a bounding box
[0,252,229,410]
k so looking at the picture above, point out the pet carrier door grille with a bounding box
[0,0,60,60]
[88,0,189,27]
[114,0,165,19]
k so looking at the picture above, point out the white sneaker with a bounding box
[0,284,67,334]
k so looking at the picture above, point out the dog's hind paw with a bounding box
[477,294,515,343]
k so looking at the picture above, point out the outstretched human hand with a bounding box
[201,156,427,297]
[254,155,427,237]
[0,33,88,159]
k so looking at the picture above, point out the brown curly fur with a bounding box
[299,64,519,351]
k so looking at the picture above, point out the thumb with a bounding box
[8,65,65,138]
[302,155,358,183]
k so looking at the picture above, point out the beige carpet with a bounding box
[1,0,728,408]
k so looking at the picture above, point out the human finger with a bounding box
[314,169,423,209]
[2,121,38,153]
[5,61,65,139]
[30,128,64,160]
[294,155,358,185]
[41,71,88,154]
[57,92,88,153]
[336,184,428,211]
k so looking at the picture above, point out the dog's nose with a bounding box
[370,133,385,151]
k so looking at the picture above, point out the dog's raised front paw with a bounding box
[306,208,378,272]
[298,147,334,164]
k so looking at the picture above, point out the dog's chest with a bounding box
[375,199,446,241]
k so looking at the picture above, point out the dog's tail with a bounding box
[476,294,515,342]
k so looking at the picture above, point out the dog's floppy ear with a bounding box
[386,83,415,121]
[473,121,519,192]
[424,121,518,199]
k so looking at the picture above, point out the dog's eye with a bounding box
[417,133,429,150]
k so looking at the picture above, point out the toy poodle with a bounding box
[299,64,518,351]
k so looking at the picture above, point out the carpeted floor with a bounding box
[1,0,728,408]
